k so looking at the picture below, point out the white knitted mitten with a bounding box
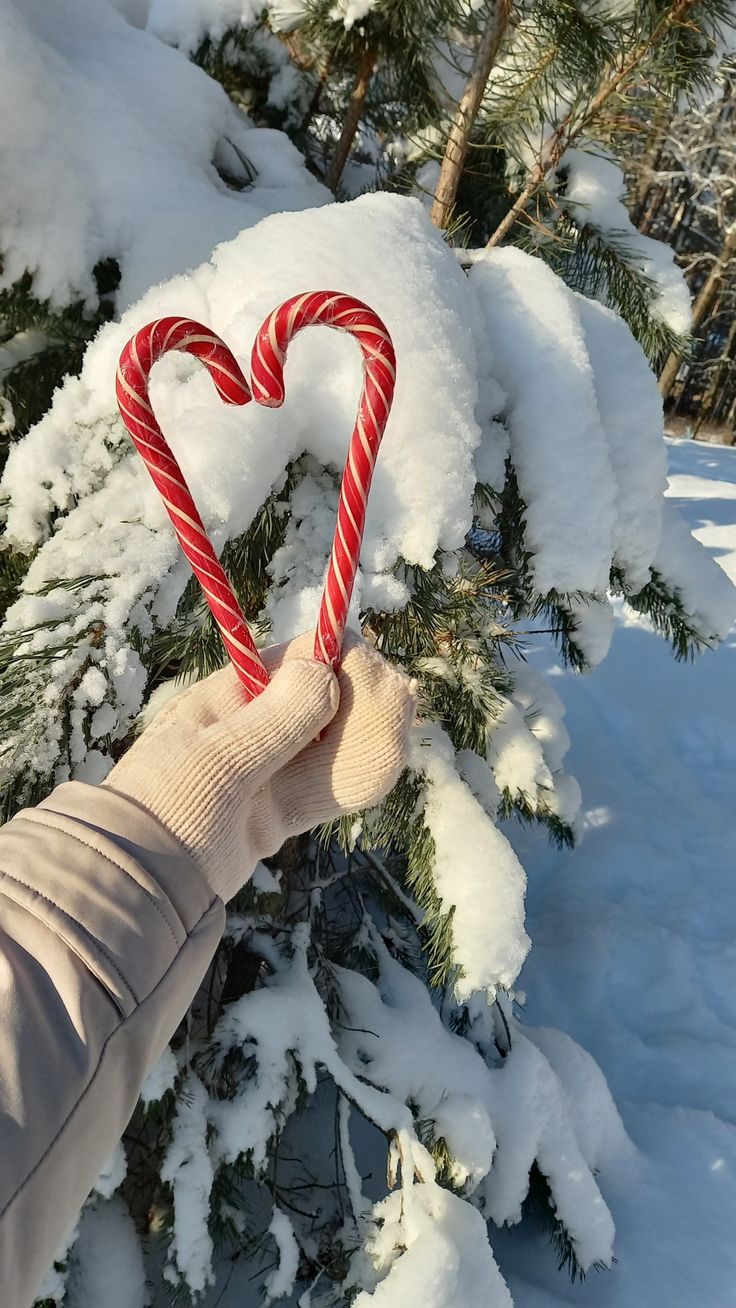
[104,631,416,902]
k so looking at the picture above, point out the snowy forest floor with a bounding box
[665,414,735,446]
[495,437,736,1307]
[188,437,736,1308]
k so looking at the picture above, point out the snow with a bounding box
[338,1097,371,1222]
[486,699,556,812]
[123,0,377,46]
[36,1221,80,1305]
[651,499,736,647]
[3,194,478,574]
[68,1197,148,1308]
[573,294,667,592]
[481,665,582,830]
[352,1182,514,1308]
[330,0,378,29]
[54,429,732,1308]
[268,0,311,34]
[92,1142,127,1200]
[251,860,283,894]
[334,929,619,1274]
[566,596,616,667]
[525,1025,631,1174]
[0,0,325,310]
[160,1073,216,1294]
[210,923,425,1167]
[265,1209,301,1303]
[146,0,263,50]
[140,1046,179,1104]
[491,439,736,1306]
[560,149,692,336]
[465,248,736,662]
[2,174,726,806]
[153,913,617,1304]
[3,18,736,1294]
[476,1033,617,1272]
[412,721,531,999]
[468,247,618,597]
[335,936,500,1191]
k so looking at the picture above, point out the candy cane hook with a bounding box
[115,317,270,698]
[251,291,396,669]
[116,295,396,697]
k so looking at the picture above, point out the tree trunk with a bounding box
[324,46,377,193]
[659,222,736,399]
[486,0,698,248]
[430,0,512,230]
[708,311,736,427]
[694,306,736,435]
[632,97,674,226]
[638,182,667,236]
[301,57,331,134]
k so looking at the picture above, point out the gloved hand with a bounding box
[104,630,415,902]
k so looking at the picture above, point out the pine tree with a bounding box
[266,0,463,191]
[424,0,735,366]
[0,260,119,453]
[1,3,734,1305]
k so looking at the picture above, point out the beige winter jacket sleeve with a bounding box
[0,782,226,1308]
[0,634,416,1308]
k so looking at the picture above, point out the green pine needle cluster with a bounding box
[530,213,684,368]
[0,260,119,455]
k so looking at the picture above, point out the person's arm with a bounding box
[0,784,225,1308]
[0,634,415,1308]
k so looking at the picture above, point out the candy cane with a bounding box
[116,294,396,697]
[115,317,270,698]
[251,291,396,669]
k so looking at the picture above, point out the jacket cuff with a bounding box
[3,781,222,1018]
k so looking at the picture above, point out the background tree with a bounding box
[630,62,736,433]
[267,0,461,191]
[421,0,732,366]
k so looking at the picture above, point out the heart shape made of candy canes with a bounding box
[115,291,396,699]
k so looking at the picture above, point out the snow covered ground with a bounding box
[495,438,736,1306]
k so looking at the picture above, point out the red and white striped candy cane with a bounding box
[115,317,270,698]
[251,291,396,669]
[116,293,396,697]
